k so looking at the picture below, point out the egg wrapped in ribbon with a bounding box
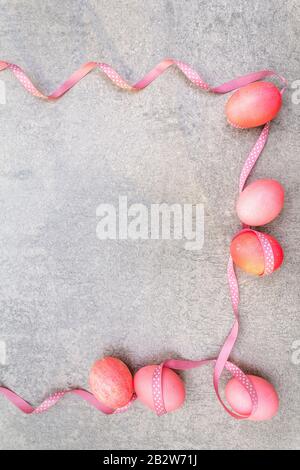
[230,229,284,276]
[226,82,282,129]
[134,365,185,414]
[89,356,133,409]
[226,375,279,421]
[236,179,284,226]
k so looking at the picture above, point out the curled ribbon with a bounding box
[0,59,286,419]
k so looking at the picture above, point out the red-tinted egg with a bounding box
[225,375,279,421]
[89,356,133,409]
[230,231,283,275]
[236,179,284,226]
[226,82,282,129]
[134,365,185,413]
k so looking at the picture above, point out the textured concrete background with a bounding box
[0,0,299,450]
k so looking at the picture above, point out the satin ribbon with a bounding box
[0,386,137,415]
[0,59,286,419]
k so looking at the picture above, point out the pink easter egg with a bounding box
[226,82,282,129]
[225,374,279,421]
[89,356,133,409]
[230,231,284,276]
[236,179,284,226]
[134,365,185,413]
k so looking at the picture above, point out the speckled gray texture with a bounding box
[0,0,299,450]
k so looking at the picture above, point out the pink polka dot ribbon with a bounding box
[0,59,286,98]
[152,365,167,416]
[0,386,137,415]
[255,231,275,276]
[239,123,270,193]
[0,59,286,419]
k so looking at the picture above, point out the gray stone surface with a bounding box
[0,0,299,450]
